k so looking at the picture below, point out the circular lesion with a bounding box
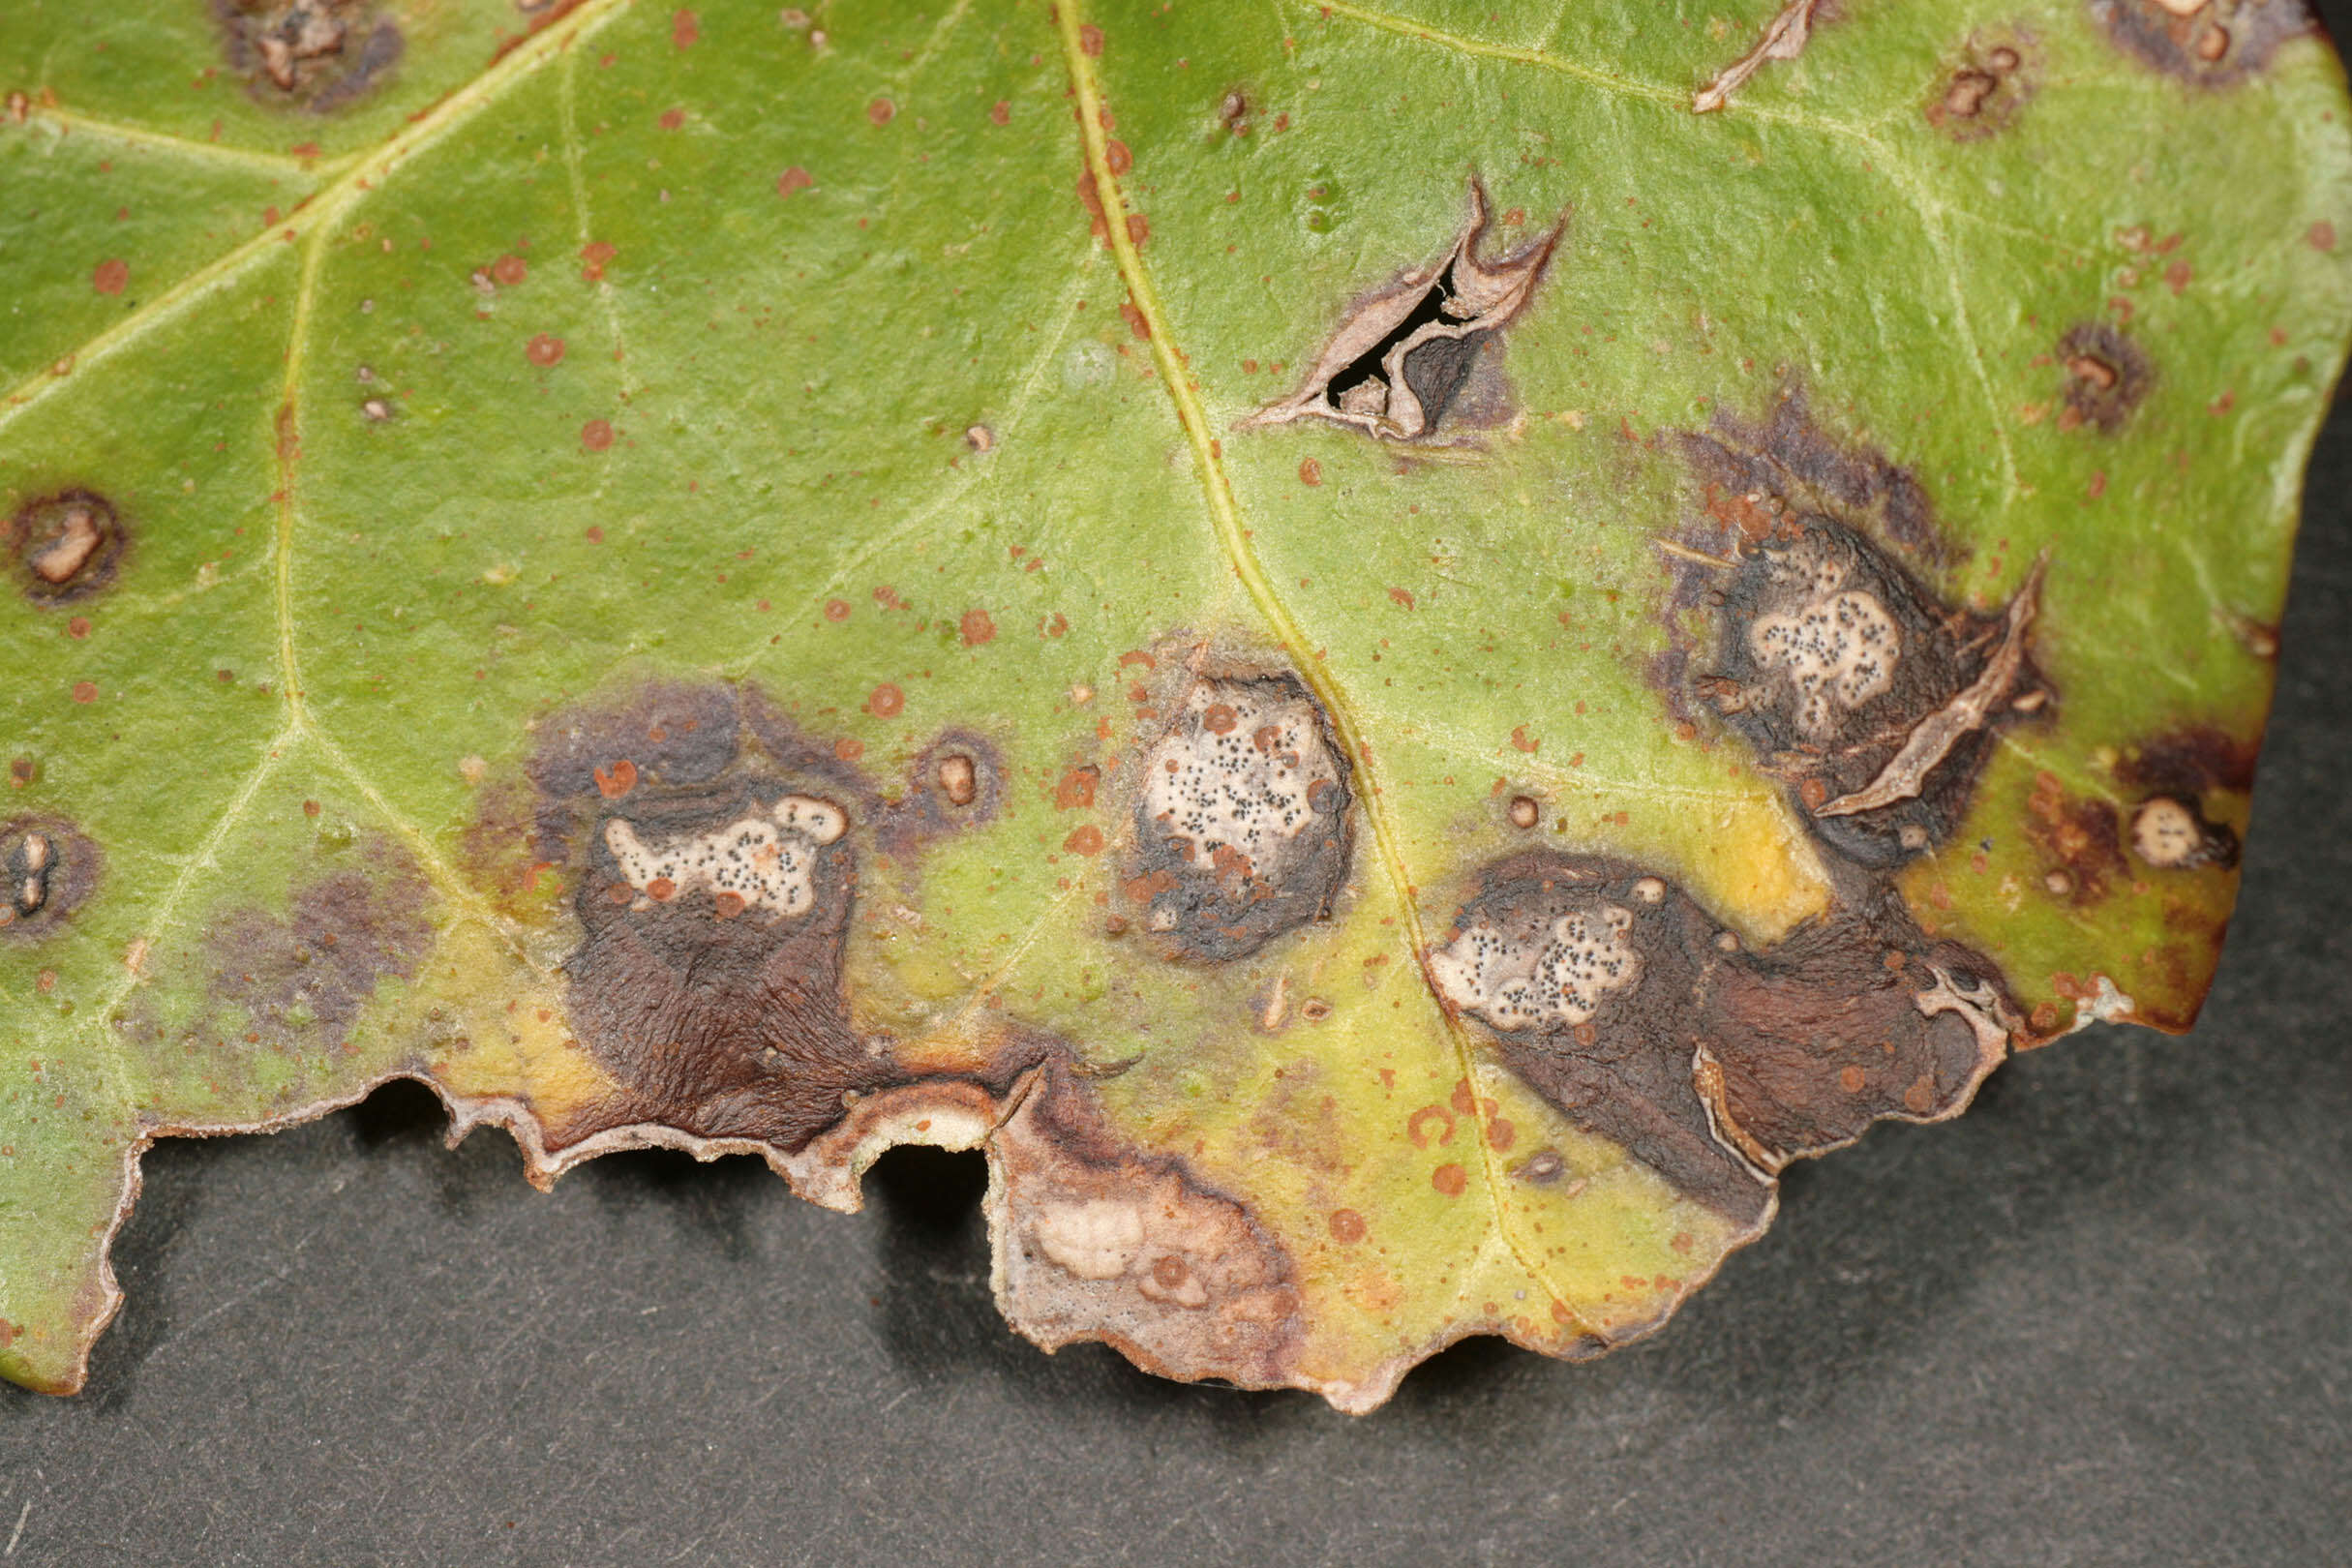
[0,817,100,940]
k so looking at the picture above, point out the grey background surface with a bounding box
[7,87,2352,1568]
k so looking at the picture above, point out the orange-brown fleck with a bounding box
[866,682,904,718]
[835,737,864,762]
[92,258,128,296]
[581,419,616,451]
[1298,457,1322,486]
[1839,1065,1867,1094]
[1120,300,1150,340]
[824,598,851,621]
[776,166,813,197]
[1079,22,1103,54]
[712,890,745,920]
[959,608,997,647]
[527,334,565,368]
[70,681,96,705]
[1203,703,1237,736]
[1055,767,1099,810]
[868,98,895,126]
[671,8,699,48]
[1511,726,1539,755]
[1104,138,1132,174]
[593,760,638,799]
[2310,221,2337,253]
[658,107,686,131]
[988,101,1010,126]
[1388,587,1413,609]
[1406,1104,1455,1147]
[1328,1208,1367,1244]
[492,255,528,286]
[1432,1163,1468,1197]
[647,876,678,902]
[1063,825,1104,856]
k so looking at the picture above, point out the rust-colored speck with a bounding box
[67,618,89,640]
[1432,1163,1468,1197]
[1055,767,1099,810]
[1064,825,1104,856]
[834,737,864,762]
[989,100,1010,126]
[492,255,528,286]
[866,682,904,718]
[581,419,615,451]
[1510,726,1539,755]
[2165,260,2193,295]
[777,166,812,198]
[527,334,565,368]
[868,98,896,126]
[2311,222,2337,252]
[593,760,638,799]
[1203,704,1237,736]
[960,608,997,647]
[1120,301,1150,340]
[92,259,129,296]
[647,876,678,902]
[1104,138,1132,174]
[824,598,850,621]
[1388,587,1413,609]
[672,8,699,48]
[1298,458,1322,486]
[713,890,745,920]
[1080,22,1104,54]
[70,681,95,705]
[1126,213,1150,247]
[302,799,321,818]
[659,107,686,131]
[1328,1209,1367,1244]
[580,241,616,282]
[1406,1104,1454,1147]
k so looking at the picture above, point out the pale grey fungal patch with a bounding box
[1144,680,1341,875]
[1427,903,1643,1032]
[603,794,847,918]
[1747,543,1901,739]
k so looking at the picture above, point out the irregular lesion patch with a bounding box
[1124,671,1355,961]
[1673,398,2051,868]
[1428,854,2016,1224]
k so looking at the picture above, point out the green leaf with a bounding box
[2,0,2346,1410]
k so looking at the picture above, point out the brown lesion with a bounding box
[1120,668,1356,962]
[988,1063,1303,1389]
[211,0,403,111]
[1923,31,2037,139]
[207,843,434,1053]
[0,816,99,940]
[7,491,126,604]
[1239,180,1563,444]
[2093,0,2313,84]
[2057,323,2154,434]
[1426,853,2015,1225]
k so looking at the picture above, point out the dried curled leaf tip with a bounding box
[1695,0,1830,114]
[1241,181,1563,442]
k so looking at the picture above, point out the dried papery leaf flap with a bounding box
[1240,181,1562,441]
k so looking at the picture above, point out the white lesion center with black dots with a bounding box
[1428,902,1643,1032]
[1747,544,1901,738]
[1143,679,1341,874]
[602,795,846,918]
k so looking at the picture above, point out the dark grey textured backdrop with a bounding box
[7,85,2352,1568]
